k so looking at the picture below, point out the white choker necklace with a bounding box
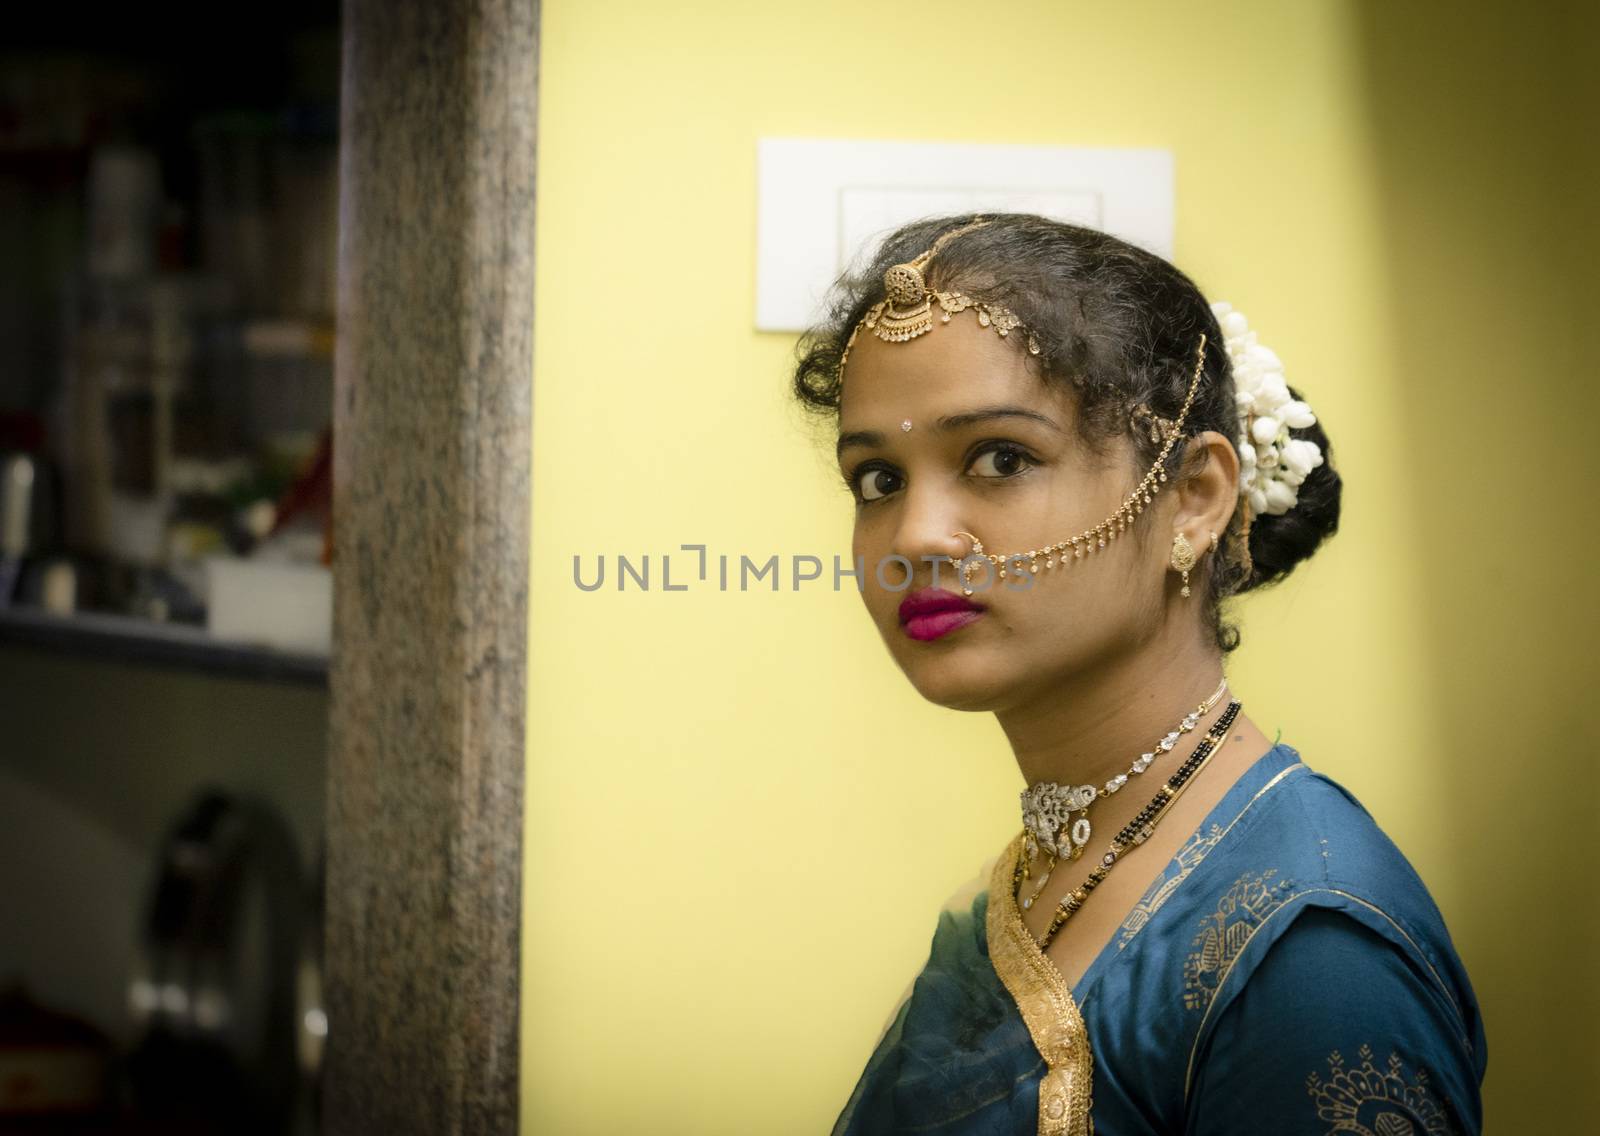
[1018,676,1229,909]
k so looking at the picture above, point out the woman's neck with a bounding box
[996,635,1229,791]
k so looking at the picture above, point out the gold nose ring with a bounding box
[952,531,987,596]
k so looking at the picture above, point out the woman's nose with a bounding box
[888,489,971,585]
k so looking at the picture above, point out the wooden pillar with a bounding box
[325,1,536,1132]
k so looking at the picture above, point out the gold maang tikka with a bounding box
[837,218,1042,372]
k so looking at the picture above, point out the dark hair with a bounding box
[791,212,1341,653]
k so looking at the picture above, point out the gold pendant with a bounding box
[874,298,934,341]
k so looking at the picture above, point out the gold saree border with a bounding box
[986,833,1094,1136]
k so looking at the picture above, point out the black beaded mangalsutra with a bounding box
[1013,700,1243,950]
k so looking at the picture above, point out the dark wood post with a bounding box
[325,2,537,1131]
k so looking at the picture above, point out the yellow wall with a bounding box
[524,2,1596,1131]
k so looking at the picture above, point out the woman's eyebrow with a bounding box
[836,429,884,459]
[836,406,1064,460]
[937,406,1064,434]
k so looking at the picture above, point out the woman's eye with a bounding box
[968,445,1036,478]
[857,467,903,502]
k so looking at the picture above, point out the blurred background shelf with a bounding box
[0,606,327,686]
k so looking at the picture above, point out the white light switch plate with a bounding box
[756,138,1173,332]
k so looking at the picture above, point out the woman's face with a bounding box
[836,315,1172,712]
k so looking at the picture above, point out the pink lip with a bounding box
[898,587,986,642]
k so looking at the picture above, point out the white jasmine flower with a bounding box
[1281,399,1316,429]
[1219,308,1250,339]
[1263,479,1297,513]
[1280,438,1323,482]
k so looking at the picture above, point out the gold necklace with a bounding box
[1013,700,1242,949]
[1017,676,1229,910]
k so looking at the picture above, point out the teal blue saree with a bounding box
[832,743,1487,1135]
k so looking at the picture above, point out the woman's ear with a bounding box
[1172,430,1240,544]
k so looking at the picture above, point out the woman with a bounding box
[791,214,1487,1135]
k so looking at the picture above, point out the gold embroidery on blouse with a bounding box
[986,833,1094,1136]
[1305,1044,1456,1134]
[1117,823,1224,948]
[1117,761,1307,950]
[1182,890,1311,1099]
[1182,869,1296,1011]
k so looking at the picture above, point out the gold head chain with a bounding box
[838,219,1041,371]
[835,219,1209,597]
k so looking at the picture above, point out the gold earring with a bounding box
[1170,532,1197,598]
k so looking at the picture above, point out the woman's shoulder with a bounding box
[1229,744,1462,949]
[1182,741,1486,1078]
[1210,742,1452,918]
